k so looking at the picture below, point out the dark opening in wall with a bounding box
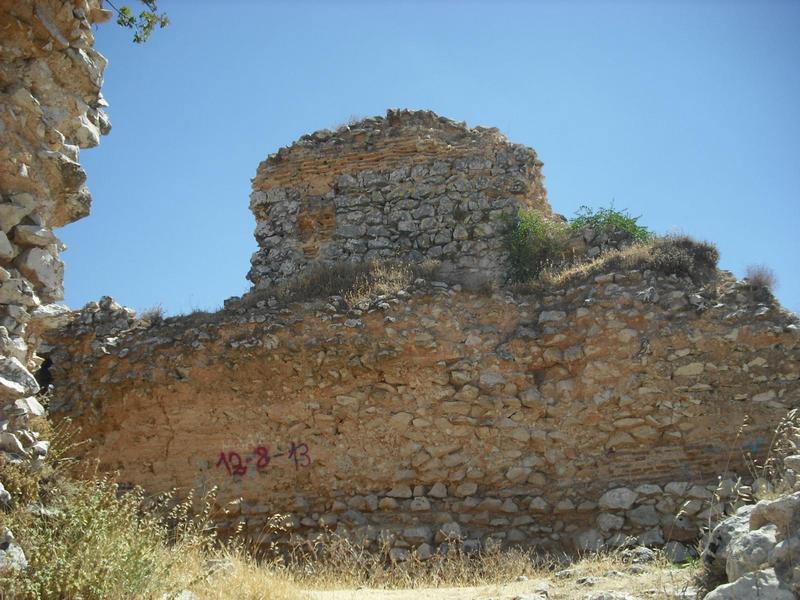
[35,355,53,391]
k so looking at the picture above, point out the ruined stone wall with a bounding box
[46,268,800,556]
[0,0,110,466]
[248,109,550,289]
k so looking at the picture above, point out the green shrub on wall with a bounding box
[507,211,569,282]
[507,206,720,286]
[568,205,651,242]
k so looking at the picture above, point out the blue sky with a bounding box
[69,0,800,315]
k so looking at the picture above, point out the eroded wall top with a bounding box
[249,109,550,289]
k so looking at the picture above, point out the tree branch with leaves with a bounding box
[104,0,169,43]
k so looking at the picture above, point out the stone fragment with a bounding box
[0,202,31,233]
[13,396,45,417]
[13,225,59,247]
[637,527,664,546]
[663,541,692,563]
[427,482,447,498]
[0,541,27,573]
[455,482,477,497]
[598,487,637,510]
[402,526,432,543]
[703,505,755,578]
[435,522,462,542]
[628,505,659,527]
[538,310,566,323]
[387,485,413,499]
[409,497,431,511]
[0,231,16,261]
[0,357,40,400]
[415,542,433,560]
[0,483,9,507]
[30,303,73,329]
[573,528,604,552]
[0,433,25,455]
[725,525,777,582]
[750,492,800,532]
[597,512,624,532]
[16,247,64,301]
[704,568,794,600]
[674,362,704,377]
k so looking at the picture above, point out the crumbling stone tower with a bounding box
[248,109,551,288]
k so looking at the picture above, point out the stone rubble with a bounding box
[703,450,800,599]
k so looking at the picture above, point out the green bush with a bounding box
[507,210,569,282]
[0,477,213,599]
[569,205,651,242]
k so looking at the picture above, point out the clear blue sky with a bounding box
[68,0,800,315]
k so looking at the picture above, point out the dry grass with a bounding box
[139,303,166,326]
[344,262,419,309]
[744,408,800,500]
[745,264,777,291]
[278,536,545,590]
[293,544,696,599]
[513,234,719,293]
[241,260,439,311]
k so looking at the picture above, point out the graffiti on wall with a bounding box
[216,442,311,476]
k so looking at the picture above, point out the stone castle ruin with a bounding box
[249,110,549,289]
[39,110,800,560]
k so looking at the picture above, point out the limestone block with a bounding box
[598,488,638,510]
[750,492,800,532]
[0,357,39,400]
[12,226,59,247]
[725,524,777,582]
[16,247,64,301]
[704,568,794,600]
[573,528,604,552]
[0,231,16,261]
[674,362,704,377]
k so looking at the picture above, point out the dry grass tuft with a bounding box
[139,303,166,326]
[745,264,777,291]
[242,260,439,311]
[344,262,416,309]
[745,408,800,500]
